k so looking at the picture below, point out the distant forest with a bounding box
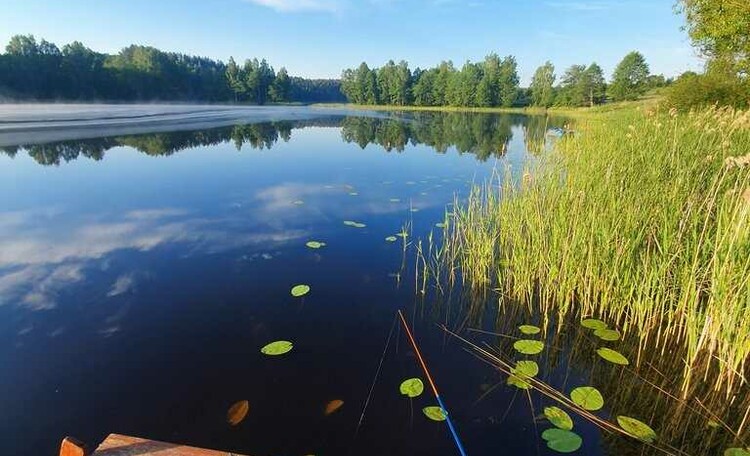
[0,35,345,103]
[341,52,672,108]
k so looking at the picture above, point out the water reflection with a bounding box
[0,112,573,456]
[0,112,566,165]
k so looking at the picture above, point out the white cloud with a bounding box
[107,274,136,297]
[244,0,344,12]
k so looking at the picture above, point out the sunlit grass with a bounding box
[425,105,750,400]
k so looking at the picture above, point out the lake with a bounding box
[0,107,727,456]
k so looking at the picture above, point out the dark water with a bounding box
[0,111,618,456]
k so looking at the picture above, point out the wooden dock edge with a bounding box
[61,434,250,456]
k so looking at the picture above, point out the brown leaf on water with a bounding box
[227,400,249,426]
[324,399,344,416]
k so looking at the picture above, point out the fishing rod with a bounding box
[397,310,468,456]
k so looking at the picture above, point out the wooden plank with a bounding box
[92,434,250,456]
[59,437,86,456]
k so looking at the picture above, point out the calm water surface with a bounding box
[0,112,610,456]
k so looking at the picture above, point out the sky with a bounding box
[0,0,703,85]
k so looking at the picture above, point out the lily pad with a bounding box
[399,378,424,398]
[725,449,750,456]
[581,318,607,330]
[261,340,293,356]
[226,400,249,426]
[422,406,447,421]
[291,284,310,297]
[305,241,326,249]
[513,339,545,355]
[544,406,574,431]
[594,328,621,341]
[385,236,398,242]
[617,416,657,443]
[570,386,604,411]
[519,324,541,335]
[597,347,629,365]
[541,428,583,453]
[507,374,531,390]
[512,360,539,378]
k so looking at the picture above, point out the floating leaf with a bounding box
[435,222,446,228]
[324,399,344,416]
[399,378,424,398]
[291,284,310,297]
[507,374,531,390]
[513,339,545,355]
[389,198,401,203]
[581,318,607,330]
[349,192,359,196]
[597,347,629,365]
[594,328,621,341]
[519,324,541,335]
[226,400,249,426]
[544,407,573,431]
[617,416,657,443]
[724,449,750,456]
[570,387,604,411]
[541,428,583,453]
[305,241,326,249]
[261,340,293,356]
[343,221,366,228]
[512,360,539,378]
[422,406,447,421]
[385,236,398,242]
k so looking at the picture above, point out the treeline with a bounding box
[0,35,344,103]
[340,51,670,108]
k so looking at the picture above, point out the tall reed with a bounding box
[426,106,750,396]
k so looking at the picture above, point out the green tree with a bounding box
[269,67,291,102]
[583,63,606,106]
[530,61,556,107]
[609,51,650,101]
[497,55,520,107]
[225,57,245,101]
[679,0,750,75]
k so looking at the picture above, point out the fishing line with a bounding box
[350,312,398,452]
[397,310,469,456]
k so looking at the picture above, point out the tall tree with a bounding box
[269,67,291,102]
[583,63,606,106]
[609,51,650,101]
[679,0,750,75]
[530,61,556,107]
[497,55,520,107]
[225,57,244,101]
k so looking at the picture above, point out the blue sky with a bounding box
[0,0,702,84]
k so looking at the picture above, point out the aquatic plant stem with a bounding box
[397,310,469,456]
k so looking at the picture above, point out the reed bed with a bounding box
[425,106,750,397]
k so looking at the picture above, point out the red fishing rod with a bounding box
[397,310,468,456]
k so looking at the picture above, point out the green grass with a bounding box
[424,105,750,401]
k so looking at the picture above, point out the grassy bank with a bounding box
[425,104,750,399]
